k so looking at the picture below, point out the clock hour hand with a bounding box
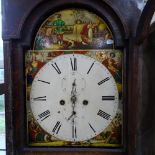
[67,111,76,120]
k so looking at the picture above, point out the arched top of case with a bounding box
[33,8,116,50]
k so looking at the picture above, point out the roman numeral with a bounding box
[87,62,95,74]
[38,110,50,121]
[38,79,50,84]
[97,110,111,120]
[70,57,77,71]
[98,77,110,85]
[102,96,115,100]
[51,63,61,74]
[88,123,96,133]
[52,121,61,134]
[33,96,46,101]
[72,125,77,139]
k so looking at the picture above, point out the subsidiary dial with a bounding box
[61,72,86,94]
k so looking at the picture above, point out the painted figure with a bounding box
[80,23,94,45]
[53,14,65,45]
[33,9,114,50]
[26,53,44,85]
[102,52,121,81]
[28,118,50,142]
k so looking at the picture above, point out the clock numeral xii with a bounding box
[70,57,77,71]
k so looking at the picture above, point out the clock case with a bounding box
[2,0,155,155]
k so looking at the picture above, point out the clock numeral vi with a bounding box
[72,125,77,139]
[52,62,61,74]
[97,110,111,120]
[52,121,61,134]
[70,57,77,71]
[38,110,50,121]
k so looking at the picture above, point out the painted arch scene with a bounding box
[33,9,114,50]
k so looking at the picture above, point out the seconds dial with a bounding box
[30,54,119,142]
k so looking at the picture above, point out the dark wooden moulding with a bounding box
[2,0,155,154]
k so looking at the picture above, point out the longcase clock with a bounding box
[25,9,123,149]
[2,0,155,155]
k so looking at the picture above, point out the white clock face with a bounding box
[30,54,118,142]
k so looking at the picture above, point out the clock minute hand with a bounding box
[71,79,77,109]
[68,79,77,121]
[71,79,77,96]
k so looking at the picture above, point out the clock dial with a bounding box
[30,54,119,142]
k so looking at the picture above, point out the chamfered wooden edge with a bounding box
[0,83,5,95]
[136,0,155,44]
